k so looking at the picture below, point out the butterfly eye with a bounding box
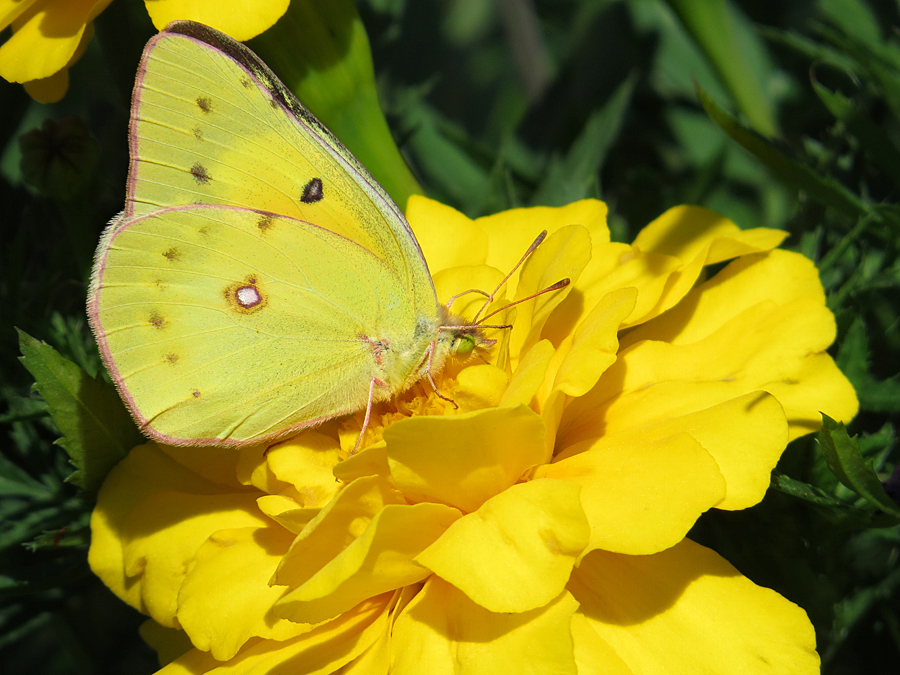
[454,334,477,356]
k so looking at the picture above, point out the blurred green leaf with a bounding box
[531,74,635,206]
[818,414,900,519]
[17,330,142,493]
[697,82,873,220]
[664,0,778,136]
[811,77,900,184]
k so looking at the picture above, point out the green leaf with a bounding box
[664,0,778,136]
[818,414,900,518]
[811,78,900,184]
[17,330,143,493]
[697,83,874,220]
[770,471,863,511]
[531,74,635,206]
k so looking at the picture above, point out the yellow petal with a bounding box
[570,540,819,675]
[0,0,106,83]
[552,243,679,341]
[416,479,589,613]
[633,205,787,263]
[622,249,827,347]
[538,433,725,555]
[478,199,610,294]
[274,475,405,588]
[264,432,343,508]
[157,592,395,675]
[550,287,637,398]
[88,442,239,614]
[767,351,858,439]
[256,494,319,534]
[157,443,244,489]
[138,620,194,667]
[177,526,307,660]
[385,405,546,513]
[1,0,40,29]
[22,66,68,103]
[570,613,634,675]
[564,388,788,512]
[122,491,271,627]
[454,363,509,409]
[392,577,580,675]
[235,442,291,493]
[333,441,390,483]
[145,0,290,42]
[433,264,506,319]
[408,195,489,273]
[275,502,460,624]
[510,224,591,359]
[500,339,555,407]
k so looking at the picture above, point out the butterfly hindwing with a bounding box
[90,205,419,446]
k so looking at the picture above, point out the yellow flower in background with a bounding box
[89,197,857,673]
[0,0,288,102]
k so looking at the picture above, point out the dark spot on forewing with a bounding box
[149,312,165,329]
[165,353,179,365]
[301,177,324,204]
[196,97,212,113]
[190,163,211,184]
[162,248,180,261]
[193,127,203,141]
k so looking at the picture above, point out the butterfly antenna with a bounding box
[477,278,571,325]
[471,230,549,323]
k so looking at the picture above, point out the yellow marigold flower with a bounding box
[89,197,857,673]
[0,0,288,102]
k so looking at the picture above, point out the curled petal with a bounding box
[570,540,819,675]
[539,433,725,555]
[274,502,460,624]
[416,479,589,613]
[386,406,547,513]
[158,592,396,675]
[392,577,581,675]
[176,527,306,660]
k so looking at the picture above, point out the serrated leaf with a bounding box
[770,471,861,510]
[819,414,900,518]
[697,83,874,220]
[17,329,144,493]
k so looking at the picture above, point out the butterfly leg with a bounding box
[424,340,459,409]
[353,376,386,455]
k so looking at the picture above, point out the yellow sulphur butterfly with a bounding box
[88,21,518,448]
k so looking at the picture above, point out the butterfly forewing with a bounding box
[127,26,436,316]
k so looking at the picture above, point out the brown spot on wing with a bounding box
[193,127,203,141]
[162,247,180,261]
[196,96,212,113]
[165,353,179,365]
[257,214,274,233]
[149,312,165,329]
[190,163,211,183]
[301,177,324,204]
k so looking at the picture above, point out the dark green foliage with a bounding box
[2,0,899,672]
